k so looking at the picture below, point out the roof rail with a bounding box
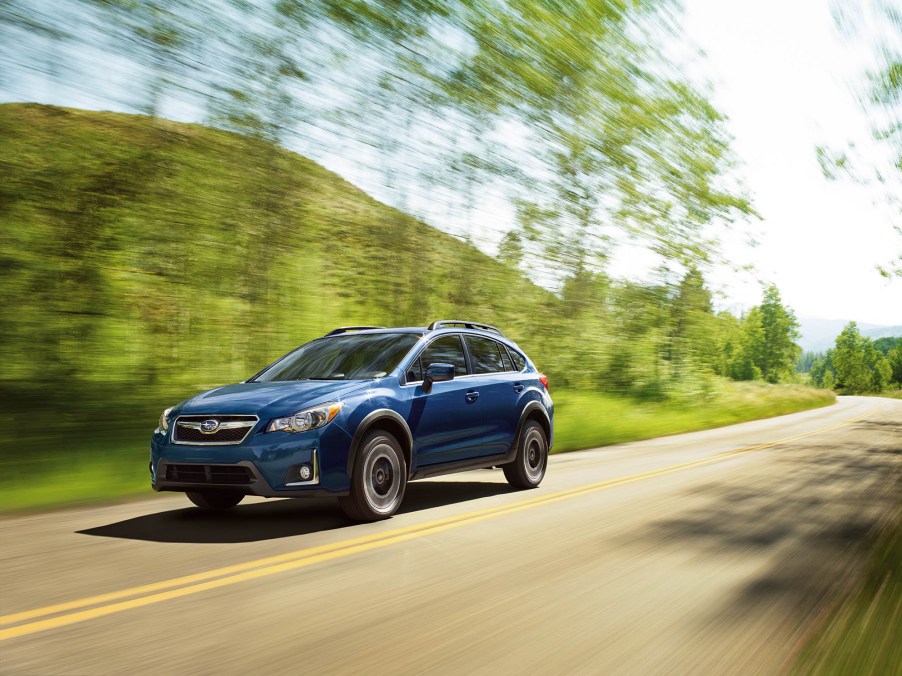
[426,320,504,336]
[325,326,385,337]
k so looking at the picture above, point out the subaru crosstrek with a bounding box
[151,320,553,521]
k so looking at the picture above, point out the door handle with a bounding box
[513,383,525,392]
[465,390,480,402]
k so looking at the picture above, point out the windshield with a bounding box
[252,333,420,382]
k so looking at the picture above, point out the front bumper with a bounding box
[150,420,354,496]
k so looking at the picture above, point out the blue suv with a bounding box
[151,320,553,521]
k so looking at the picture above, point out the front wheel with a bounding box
[503,420,548,489]
[186,490,244,510]
[339,430,408,522]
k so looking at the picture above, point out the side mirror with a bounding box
[422,362,454,394]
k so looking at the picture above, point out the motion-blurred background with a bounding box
[0,0,899,510]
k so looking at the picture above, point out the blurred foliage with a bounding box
[824,0,902,277]
[1,0,755,266]
[0,105,798,472]
[1,0,809,496]
[0,104,550,396]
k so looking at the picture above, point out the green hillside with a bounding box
[0,103,554,397]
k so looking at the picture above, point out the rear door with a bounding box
[404,334,484,466]
[464,334,521,457]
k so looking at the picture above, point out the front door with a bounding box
[404,334,483,466]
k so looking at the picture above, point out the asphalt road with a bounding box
[1,396,900,675]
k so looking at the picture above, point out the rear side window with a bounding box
[500,348,515,372]
[414,335,469,379]
[508,348,526,371]
[466,335,507,374]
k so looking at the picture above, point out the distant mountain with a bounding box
[797,317,902,353]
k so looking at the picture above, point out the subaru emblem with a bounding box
[200,419,220,433]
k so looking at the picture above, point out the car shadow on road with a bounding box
[77,480,516,544]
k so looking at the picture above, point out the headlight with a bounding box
[159,407,173,432]
[268,402,343,434]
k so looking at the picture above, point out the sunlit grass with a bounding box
[855,389,902,400]
[552,381,835,453]
[0,438,152,513]
[0,381,835,513]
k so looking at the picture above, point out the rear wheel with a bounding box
[339,430,407,521]
[186,490,244,510]
[503,419,548,489]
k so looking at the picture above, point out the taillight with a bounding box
[539,373,549,390]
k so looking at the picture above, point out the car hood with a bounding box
[176,380,372,419]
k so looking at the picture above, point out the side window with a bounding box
[508,348,526,372]
[405,358,423,383]
[419,335,468,377]
[466,336,506,374]
[500,347,515,372]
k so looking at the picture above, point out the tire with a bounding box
[186,490,244,510]
[339,430,407,521]
[503,419,548,489]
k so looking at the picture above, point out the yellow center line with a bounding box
[0,404,881,641]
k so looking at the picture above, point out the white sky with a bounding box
[680,0,901,325]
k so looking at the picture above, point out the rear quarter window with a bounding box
[507,348,527,371]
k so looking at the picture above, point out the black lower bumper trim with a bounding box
[152,459,348,498]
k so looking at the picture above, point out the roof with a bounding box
[325,320,504,338]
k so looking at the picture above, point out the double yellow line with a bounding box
[0,405,879,641]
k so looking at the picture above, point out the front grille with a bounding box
[165,464,254,485]
[175,426,250,443]
[172,415,258,445]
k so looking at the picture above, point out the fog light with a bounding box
[285,453,318,486]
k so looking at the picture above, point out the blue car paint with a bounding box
[150,327,553,497]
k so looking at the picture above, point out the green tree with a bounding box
[809,350,836,389]
[723,286,801,384]
[729,308,764,381]
[833,322,874,392]
[709,311,743,379]
[873,337,902,355]
[749,285,801,383]
[873,353,893,391]
[831,324,898,392]
[668,267,716,367]
[796,351,820,373]
[888,345,902,386]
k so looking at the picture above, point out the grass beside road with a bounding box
[552,381,836,453]
[795,504,902,674]
[859,388,902,400]
[0,382,835,513]
[0,430,154,514]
